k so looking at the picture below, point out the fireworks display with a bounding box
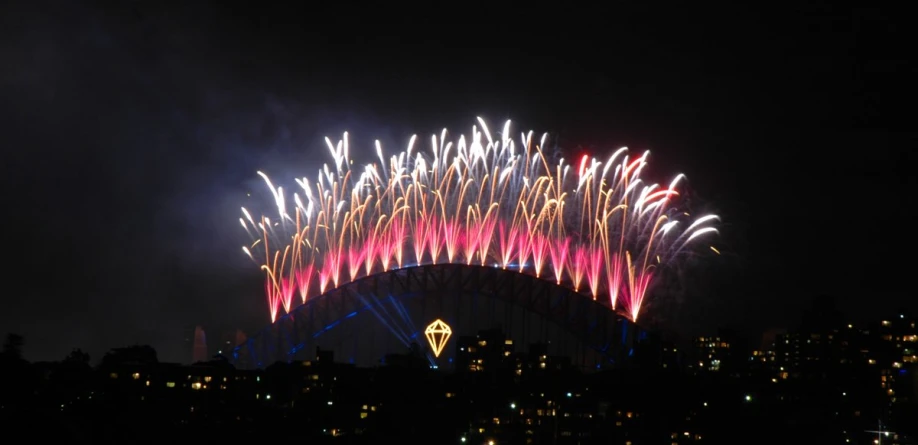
[240,118,719,323]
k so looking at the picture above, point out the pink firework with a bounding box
[242,119,719,322]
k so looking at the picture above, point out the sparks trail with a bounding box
[241,118,720,323]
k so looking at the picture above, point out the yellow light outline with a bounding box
[424,319,452,358]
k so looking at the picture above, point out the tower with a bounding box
[217,329,248,355]
[234,329,247,349]
[192,326,208,363]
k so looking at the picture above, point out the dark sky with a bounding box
[1,2,914,362]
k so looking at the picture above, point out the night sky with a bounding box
[2,2,914,362]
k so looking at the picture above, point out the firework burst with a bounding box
[241,118,719,323]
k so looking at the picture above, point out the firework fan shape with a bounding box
[241,118,719,323]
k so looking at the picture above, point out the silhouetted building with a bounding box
[315,346,334,364]
[383,342,428,369]
[632,331,672,369]
[875,313,918,426]
[660,340,682,370]
[455,328,514,373]
[692,328,744,373]
[761,327,786,350]
[519,342,571,374]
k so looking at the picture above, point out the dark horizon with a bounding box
[2,2,915,362]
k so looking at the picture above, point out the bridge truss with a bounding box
[232,264,643,370]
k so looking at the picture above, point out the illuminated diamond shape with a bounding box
[424,319,452,358]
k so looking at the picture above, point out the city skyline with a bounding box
[2,305,915,443]
[7,292,913,371]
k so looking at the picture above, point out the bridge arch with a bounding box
[232,264,643,370]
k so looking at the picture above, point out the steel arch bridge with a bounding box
[231,264,644,370]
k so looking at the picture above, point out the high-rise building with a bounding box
[875,313,918,417]
[691,329,745,373]
[692,335,730,372]
[217,329,247,356]
[455,328,514,372]
[182,326,196,362]
[235,330,247,350]
[193,326,208,363]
